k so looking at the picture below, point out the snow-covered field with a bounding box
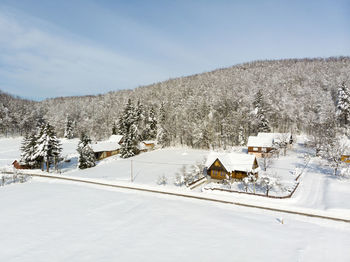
[1,179,350,262]
[1,136,350,214]
[65,147,208,186]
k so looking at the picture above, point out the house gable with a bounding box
[208,158,228,173]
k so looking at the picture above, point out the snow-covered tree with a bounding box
[64,116,74,139]
[157,175,168,185]
[336,82,350,126]
[112,122,118,135]
[253,90,271,133]
[143,106,158,140]
[157,103,170,147]
[135,100,145,140]
[119,99,139,158]
[77,132,96,169]
[321,137,349,176]
[34,123,62,172]
[258,174,276,196]
[243,172,258,193]
[20,133,38,168]
[174,172,185,186]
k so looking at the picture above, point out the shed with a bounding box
[91,135,123,160]
[12,160,31,170]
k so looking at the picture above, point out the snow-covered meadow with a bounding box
[1,179,350,262]
[1,136,350,214]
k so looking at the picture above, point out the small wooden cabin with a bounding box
[341,155,350,163]
[91,135,123,161]
[205,152,259,180]
[139,140,156,152]
[12,160,31,170]
[247,135,274,158]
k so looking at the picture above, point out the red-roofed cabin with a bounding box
[12,160,31,170]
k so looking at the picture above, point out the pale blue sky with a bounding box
[0,0,349,100]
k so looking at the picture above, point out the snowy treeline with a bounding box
[1,57,350,149]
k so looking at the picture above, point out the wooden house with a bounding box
[92,135,123,161]
[341,155,350,163]
[205,152,259,180]
[12,160,31,170]
[247,135,274,157]
[247,132,293,157]
[139,140,157,152]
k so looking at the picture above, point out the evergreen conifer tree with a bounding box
[112,122,118,135]
[64,116,74,139]
[135,100,145,141]
[157,103,170,147]
[142,107,157,140]
[77,132,96,169]
[253,90,271,133]
[20,133,39,167]
[336,82,350,126]
[120,99,139,158]
[148,107,157,139]
[34,123,62,172]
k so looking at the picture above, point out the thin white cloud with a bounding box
[0,10,195,99]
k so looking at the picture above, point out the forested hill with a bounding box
[1,56,350,148]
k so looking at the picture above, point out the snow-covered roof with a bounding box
[258,132,291,143]
[247,135,274,148]
[108,135,123,144]
[91,135,122,152]
[258,133,293,145]
[205,152,257,172]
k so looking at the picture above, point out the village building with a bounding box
[91,135,123,160]
[12,160,31,170]
[340,137,350,163]
[248,132,293,157]
[92,135,157,160]
[247,135,275,157]
[205,152,259,180]
[139,140,157,152]
[341,154,350,163]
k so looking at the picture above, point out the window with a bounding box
[262,147,267,152]
[253,147,258,151]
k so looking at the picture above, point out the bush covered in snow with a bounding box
[0,173,31,187]
[157,175,168,185]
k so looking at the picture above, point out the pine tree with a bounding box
[336,82,350,126]
[34,123,62,172]
[112,122,118,135]
[135,100,145,141]
[157,103,170,147]
[142,107,157,140]
[20,133,39,167]
[120,99,139,158]
[148,107,158,139]
[253,90,271,133]
[199,124,210,149]
[64,116,74,139]
[77,132,96,169]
